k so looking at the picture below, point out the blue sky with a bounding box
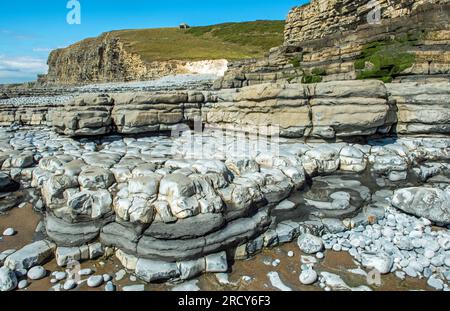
[0,0,307,84]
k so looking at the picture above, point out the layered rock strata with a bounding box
[216,0,450,88]
[3,80,449,139]
[1,125,449,283]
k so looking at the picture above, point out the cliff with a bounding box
[38,21,285,86]
[216,0,450,88]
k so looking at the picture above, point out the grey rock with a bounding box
[46,215,102,247]
[78,166,115,190]
[78,268,93,276]
[2,228,15,236]
[299,269,318,285]
[63,279,77,290]
[360,252,393,274]
[27,266,47,280]
[297,234,324,254]
[104,281,115,291]
[18,279,28,289]
[427,275,444,290]
[122,284,145,291]
[392,188,450,225]
[135,258,180,282]
[205,252,228,273]
[4,240,56,270]
[144,213,225,240]
[0,267,18,291]
[87,275,103,288]
[55,271,67,281]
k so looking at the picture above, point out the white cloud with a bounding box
[0,55,48,81]
[32,47,54,53]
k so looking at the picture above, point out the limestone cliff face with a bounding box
[38,33,228,86]
[284,0,448,43]
[217,0,450,88]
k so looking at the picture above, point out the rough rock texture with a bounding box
[392,187,450,225]
[217,0,450,87]
[50,94,114,136]
[387,82,450,134]
[207,80,394,138]
[38,33,227,86]
[4,80,450,137]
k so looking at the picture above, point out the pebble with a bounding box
[27,266,46,280]
[427,276,444,290]
[316,252,324,259]
[87,275,103,288]
[2,228,15,236]
[130,275,137,282]
[63,279,77,290]
[287,251,294,257]
[103,274,112,282]
[78,268,93,276]
[18,279,28,289]
[267,272,292,291]
[297,234,324,254]
[55,271,67,281]
[272,259,281,267]
[115,269,126,281]
[444,256,450,268]
[122,284,145,291]
[332,244,342,252]
[299,269,318,285]
[104,281,116,291]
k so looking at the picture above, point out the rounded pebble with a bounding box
[27,266,46,280]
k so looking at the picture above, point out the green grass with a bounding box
[110,20,285,63]
[302,75,323,84]
[355,38,417,82]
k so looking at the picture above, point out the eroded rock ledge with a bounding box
[2,80,449,139]
[1,125,449,284]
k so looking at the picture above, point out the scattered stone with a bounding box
[105,281,116,291]
[3,228,15,236]
[115,269,127,281]
[55,272,67,281]
[297,234,324,254]
[18,279,28,289]
[87,275,103,288]
[267,272,292,291]
[27,266,47,280]
[0,267,18,292]
[4,240,56,270]
[360,252,393,274]
[122,284,145,291]
[63,279,77,290]
[299,269,318,285]
[78,268,93,276]
[171,280,201,291]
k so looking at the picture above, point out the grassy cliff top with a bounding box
[110,20,285,63]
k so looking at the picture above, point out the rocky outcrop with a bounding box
[4,80,450,138]
[392,187,450,225]
[50,94,114,136]
[387,82,450,135]
[216,0,450,88]
[38,33,228,86]
[207,80,394,138]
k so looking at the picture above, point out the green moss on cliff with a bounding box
[355,38,417,82]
